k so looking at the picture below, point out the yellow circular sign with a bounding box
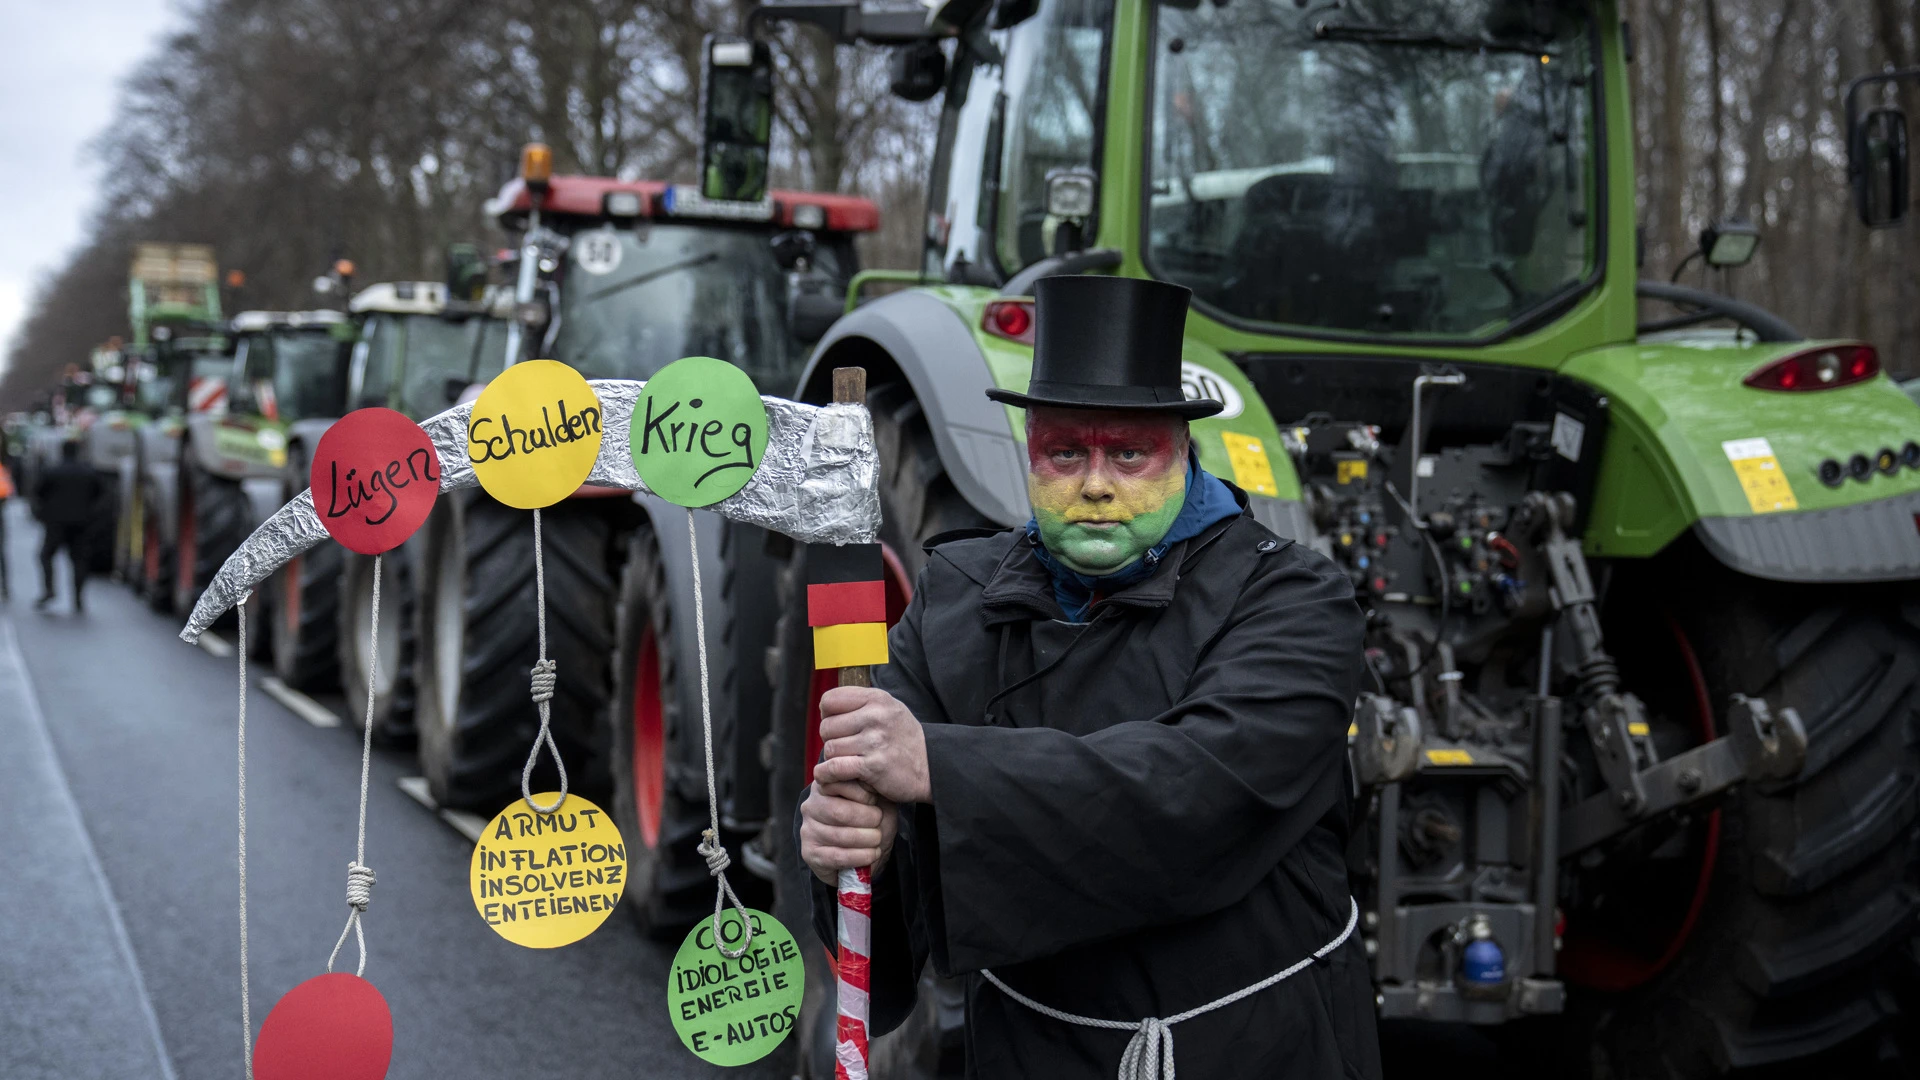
[469,793,627,948]
[466,360,603,509]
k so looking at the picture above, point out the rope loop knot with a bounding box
[529,659,558,704]
[1117,1017,1175,1080]
[344,862,376,911]
[697,829,732,876]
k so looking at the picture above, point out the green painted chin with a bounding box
[1036,494,1185,576]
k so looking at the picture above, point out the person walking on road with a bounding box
[0,456,14,600]
[34,440,107,612]
[797,276,1379,1079]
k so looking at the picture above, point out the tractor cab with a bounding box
[486,158,878,394]
[347,280,514,419]
[201,309,352,476]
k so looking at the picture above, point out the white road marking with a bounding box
[196,631,234,659]
[397,776,487,844]
[258,676,341,728]
[0,620,180,1080]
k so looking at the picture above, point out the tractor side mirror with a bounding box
[1852,107,1910,228]
[699,35,775,204]
[890,41,947,101]
[1700,219,1759,268]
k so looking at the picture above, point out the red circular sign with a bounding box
[253,972,393,1080]
[311,408,441,555]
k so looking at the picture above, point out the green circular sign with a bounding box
[668,907,804,1065]
[631,356,769,507]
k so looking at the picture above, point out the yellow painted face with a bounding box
[1026,408,1187,576]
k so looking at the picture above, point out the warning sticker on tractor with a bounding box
[1220,431,1278,496]
[1722,437,1798,514]
[469,793,626,948]
[1424,748,1474,766]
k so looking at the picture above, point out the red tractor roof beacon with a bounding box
[487,175,880,234]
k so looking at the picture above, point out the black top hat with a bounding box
[985,275,1221,419]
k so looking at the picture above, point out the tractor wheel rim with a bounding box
[282,555,302,638]
[143,516,160,585]
[1559,614,1722,992]
[352,563,398,701]
[176,489,195,596]
[632,624,665,850]
[431,536,462,729]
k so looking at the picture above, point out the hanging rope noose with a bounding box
[686,508,755,959]
[237,593,254,1080]
[522,508,569,814]
[327,555,381,977]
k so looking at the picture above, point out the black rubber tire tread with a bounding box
[414,492,616,814]
[273,533,342,691]
[763,379,988,1077]
[337,550,417,744]
[1593,557,1920,1077]
[608,521,727,935]
[175,466,251,622]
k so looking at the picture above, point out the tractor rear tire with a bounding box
[414,492,617,813]
[271,540,342,692]
[607,521,733,935]
[173,465,251,623]
[1591,560,1920,1077]
[338,550,416,743]
[764,379,989,1077]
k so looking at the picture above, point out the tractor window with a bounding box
[350,316,402,410]
[1146,0,1598,338]
[396,315,486,418]
[552,223,794,392]
[994,0,1113,274]
[268,332,347,422]
[927,48,1006,279]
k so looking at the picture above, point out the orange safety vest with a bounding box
[0,462,13,500]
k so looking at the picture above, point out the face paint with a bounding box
[1026,408,1187,576]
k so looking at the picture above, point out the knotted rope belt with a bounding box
[979,897,1360,1080]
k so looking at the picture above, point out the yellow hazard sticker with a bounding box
[1721,437,1798,514]
[1336,459,1369,485]
[1221,431,1278,496]
[1425,748,1474,766]
[1627,721,1651,737]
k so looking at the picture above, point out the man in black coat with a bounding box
[800,276,1380,1078]
[34,440,108,612]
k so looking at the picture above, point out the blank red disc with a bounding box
[253,972,392,1080]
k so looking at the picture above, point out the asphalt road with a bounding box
[0,500,790,1080]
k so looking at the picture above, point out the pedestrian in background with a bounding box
[0,456,14,600]
[34,440,107,612]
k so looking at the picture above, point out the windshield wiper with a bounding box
[1313,22,1553,58]
[581,253,723,305]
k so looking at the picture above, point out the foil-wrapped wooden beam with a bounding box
[180,381,879,643]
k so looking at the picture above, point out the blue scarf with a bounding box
[1024,453,1241,623]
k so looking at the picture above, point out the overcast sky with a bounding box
[1,1,182,370]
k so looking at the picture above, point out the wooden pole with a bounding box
[830,365,873,1080]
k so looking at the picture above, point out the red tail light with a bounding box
[982,300,1035,345]
[1743,344,1879,392]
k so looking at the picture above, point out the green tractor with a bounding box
[122,243,235,609]
[310,272,515,741]
[708,1,1920,1075]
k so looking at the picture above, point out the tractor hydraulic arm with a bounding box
[1523,493,1809,856]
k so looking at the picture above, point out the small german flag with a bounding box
[808,542,889,669]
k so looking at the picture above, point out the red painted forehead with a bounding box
[1026,408,1185,452]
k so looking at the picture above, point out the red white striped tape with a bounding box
[188,376,227,413]
[834,865,872,1080]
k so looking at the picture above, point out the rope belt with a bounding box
[979,897,1360,1080]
